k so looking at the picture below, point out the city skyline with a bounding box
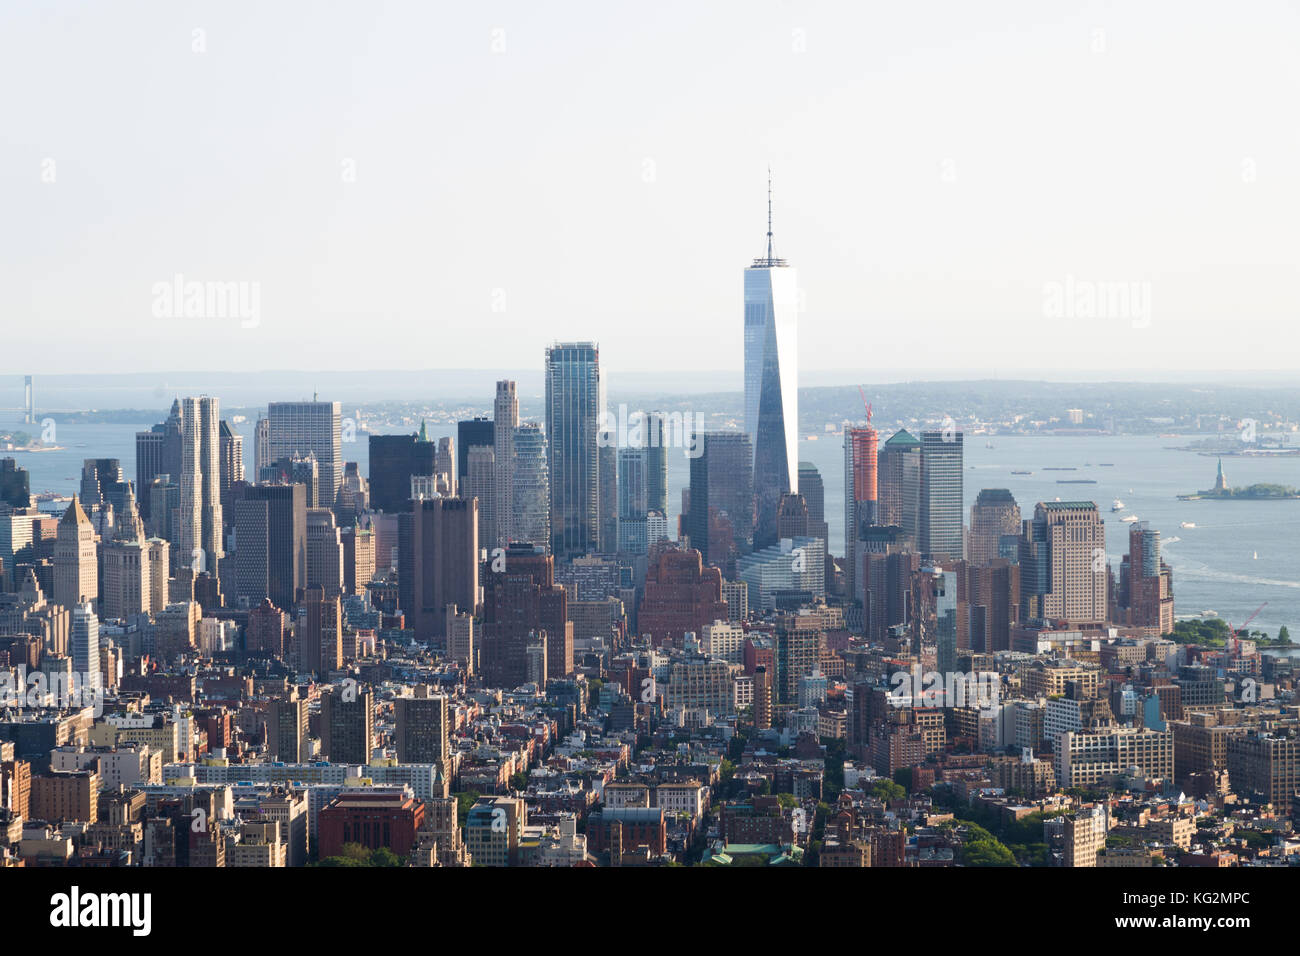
[3,0,1297,913]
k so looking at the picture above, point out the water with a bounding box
[7,419,1297,635]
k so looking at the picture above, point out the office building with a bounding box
[53,496,97,610]
[320,684,374,765]
[744,181,799,552]
[0,458,30,510]
[686,431,753,570]
[177,396,225,575]
[617,446,648,554]
[456,417,494,491]
[481,543,572,686]
[267,400,342,510]
[494,380,518,549]
[545,342,604,558]
[306,508,344,596]
[919,430,963,558]
[644,411,668,515]
[512,423,549,552]
[232,482,307,612]
[969,489,1020,566]
[1022,501,1107,627]
[397,496,479,643]
[368,431,438,514]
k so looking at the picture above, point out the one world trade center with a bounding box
[744,176,799,552]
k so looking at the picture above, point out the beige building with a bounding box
[53,496,98,611]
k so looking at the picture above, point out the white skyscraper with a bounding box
[178,396,224,574]
[744,175,799,550]
[71,602,101,692]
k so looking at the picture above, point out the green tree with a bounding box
[960,837,1017,867]
[868,779,906,804]
[1279,625,1291,644]
[893,767,913,792]
[455,790,481,826]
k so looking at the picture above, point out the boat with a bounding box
[1121,514,1139,523]
[1057,479,1097,484]
[1180,521,1195,529]
[1111,499,1125,511]
[1010,470,1033,476]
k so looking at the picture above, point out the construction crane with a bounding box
[1226,602,1268,655]
[857,385,872,426]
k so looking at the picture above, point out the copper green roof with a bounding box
[885,429,920,447]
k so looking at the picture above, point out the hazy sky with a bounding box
[4,0,1298,378]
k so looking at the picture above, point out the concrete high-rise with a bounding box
[745,179,799,552]
[1022,501,1107,626]
[797,461,829,547]
[464,446,496,549]
[481,543,572,686]
[598,441,618,553]
[545,342,604,558]
[1117,521,1174,634]
[70,602,100,691]
[320,684,374,764]
[306,508,344,596]
[919,430,964,559]
[178,397,224,575]
[100,485,154,620]
[968,489,1021,566]
[54,496,97,610]
[267,401,342,510]
[218,420,243,525]
[397,496,480,643]
[494,380,518,549]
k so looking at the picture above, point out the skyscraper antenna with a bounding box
[766,167,774,261]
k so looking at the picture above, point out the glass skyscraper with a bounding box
[512,422,550,553]
[644,411,668,516]
[919,430,964,558]
[545,342,604,558]
[744,183,799,552]
[617,446,648,554]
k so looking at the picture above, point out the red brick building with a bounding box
[638,549,727,647]
[587,807,666,857]
[318,789,425,859]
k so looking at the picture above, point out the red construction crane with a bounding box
[1226,602,1268,655]
[857,385,872,425]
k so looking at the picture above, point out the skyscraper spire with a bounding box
[766,166,774,261]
